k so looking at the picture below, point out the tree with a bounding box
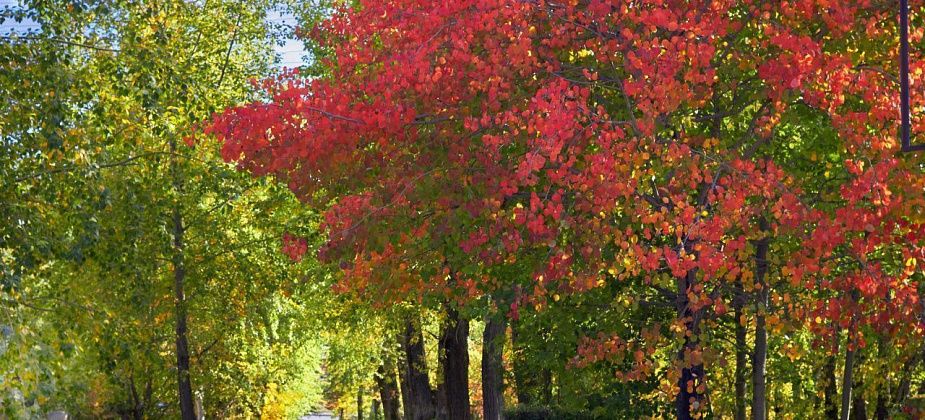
[210,1,925,418]
[1,0,334,416]
[3,0,925,417]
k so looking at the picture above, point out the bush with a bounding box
[503,404,596,420]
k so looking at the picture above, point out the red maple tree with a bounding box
[207,1,925,417]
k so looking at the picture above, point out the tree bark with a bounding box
[675,268,705,420]
[194,393,204,420]
[874,392,888,420]
[841,293,860,420]
[824,354,839,419]
[751,220,770,420]
[482,312,505,420]
[436,378,448,419]
[377,359,401,420]
[850,377,866,420]
[733,278,748,420]
[401,316,436,420]
[397,346,412,419]
[840,343,856,420]
[895,363,914,416]
[358,387,365,420]
[440,306,471,420]
[170,138,196,420]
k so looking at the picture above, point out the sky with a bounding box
[266,7,310,68]
[0,0,309,68]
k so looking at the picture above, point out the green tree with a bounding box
[1,0,330,417]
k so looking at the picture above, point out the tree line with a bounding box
[3,0,925,419]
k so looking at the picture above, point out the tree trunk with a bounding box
[358,387,365,420]
[751,220,770,420]
[888,348,921,418]
[377,359,401,420]
[850,377,866,420]
[541,369,552,405]
[144,379,153,415]
[874,393,888,420]
[792,375,804,406]
[733,279,747,420]
[824,354,839,419]
[841,294,860,420]
[896,367,913,416]
[675,268,705,420]
[436,379,448,419]
[397,347,412,419]
[194,393,204,420]
[401,316,436,420]
[675,343,705,420]
[482,312,505,420]
[170,138,196,420]
[129,373,143,420]
[840,343,856,420]
[440,306,471,420]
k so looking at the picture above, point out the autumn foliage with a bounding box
[208,0,925,417]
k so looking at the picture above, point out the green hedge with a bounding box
[502,405,596,420]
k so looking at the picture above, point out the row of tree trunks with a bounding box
[827,344,911,420]
[730,220,886,420]
[727,219,771,420]
[394,307,506,420]
[384,239,902,420]
[676,213,916,420]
